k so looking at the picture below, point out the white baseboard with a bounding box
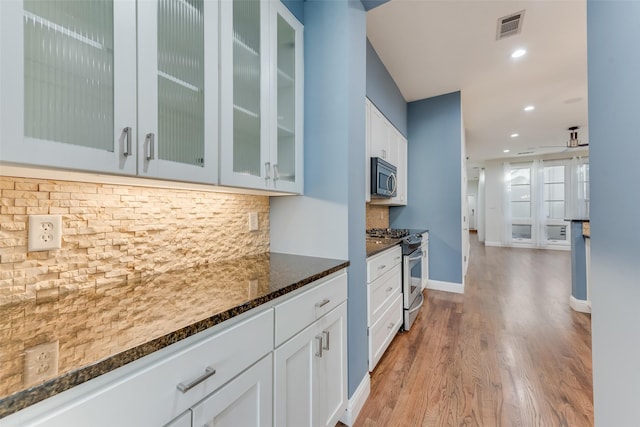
[340,373,370,426]
[484,241,502,247]
[427,279,464,294]
[569,296,591,313]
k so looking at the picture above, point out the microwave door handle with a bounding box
[387,172,397,195]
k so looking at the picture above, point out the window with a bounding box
[506,161,575,247]
[509,166,532,241]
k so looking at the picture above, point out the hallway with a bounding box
[353,234,593,426]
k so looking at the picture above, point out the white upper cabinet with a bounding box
[220,0,303,193]
[366,98,407,206]
[0,0,137,175]
[137,0,218,183]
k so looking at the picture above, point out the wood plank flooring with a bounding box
[350,234,593,427]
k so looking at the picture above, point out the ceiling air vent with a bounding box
[496,10,525,40]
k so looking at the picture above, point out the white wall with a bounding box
[484,160,504,246]
[477,170,486,242]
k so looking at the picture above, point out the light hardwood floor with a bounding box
[350,233,593,427]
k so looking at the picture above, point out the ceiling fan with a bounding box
[565,126,589,148]
[524,126,589,155]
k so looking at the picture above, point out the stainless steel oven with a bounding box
[365,228,427,331]
[403,245,424,331]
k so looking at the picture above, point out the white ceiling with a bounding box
[366,0,589,178]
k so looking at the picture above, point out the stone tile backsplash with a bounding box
[366,204,389,230]
[0,176,270,305]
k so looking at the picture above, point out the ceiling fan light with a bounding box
[567,128,580,147]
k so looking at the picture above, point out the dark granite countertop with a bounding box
[366,238,401,257]
[0,252,349,418]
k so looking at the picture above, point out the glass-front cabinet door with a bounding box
[220,0,303,193]
[0,0,137,174]
[137,0,218,184]
[270,0,303,193]
[219,0,270,190]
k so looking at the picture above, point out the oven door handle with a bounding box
[408,292,425,314]
[407,251,423,262]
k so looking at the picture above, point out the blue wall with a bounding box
[587,1,640,424]
[390,92,463,285]
[569,221,587,300]
[270,0,368,400]
[282,0,304,23]
[366,39,408,136]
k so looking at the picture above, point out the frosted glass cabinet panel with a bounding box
[137,0,218,183]
[220,0,303,193]
[271,2,303,193]
[0,0,137,174]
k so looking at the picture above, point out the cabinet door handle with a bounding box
[145,132,155,161]
[315,298,330,308]
[265,162,271,183]
[273,164,280,182]
[315,335,323,357]
[322,330,330,351]
[377,264,386,270]
[122,127,132,157]
[176,366,216,393]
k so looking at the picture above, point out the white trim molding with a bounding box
[484,241,502,247]
[427,280,464,294]
[340,373,370,426]
[569,296,591,314]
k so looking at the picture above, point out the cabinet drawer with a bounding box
[368,294,402,372]
[367,264,402,326]
[274,272,348,347]
[367,246,402,283]
[4,309,274,427]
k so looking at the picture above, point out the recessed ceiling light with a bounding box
[510,133,519,138]
[524,105,535,112]
[503,149,510,153]
[511,49,526,59]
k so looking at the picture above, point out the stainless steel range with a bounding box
[366,228,427,330]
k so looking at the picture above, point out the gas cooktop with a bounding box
[366,228,410,239]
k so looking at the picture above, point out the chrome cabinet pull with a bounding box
[315,335,323,357]
[386,286,393,292]
[377,264,386,270]
[177,367,216,393]
[265,162,271,183]
[145,132,155,161]
[387,322,396,330]
[122,127,132,157]
[273,164,280,182]
[315,298,330,308]
[322,331,330,351]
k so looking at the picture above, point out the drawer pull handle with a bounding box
[322,330,330,351]
[315,298,330,308]
[386,286,393,293]
[315,335,324,358]
[387,322,396,330]
[377,264,386,270]
[177,367,216,393]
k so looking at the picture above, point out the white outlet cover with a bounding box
[248,212,259,231]
[28,215,62,252]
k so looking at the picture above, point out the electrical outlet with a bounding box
[28,215,62,251]
[248,212,259,231]
[24,341,59,387]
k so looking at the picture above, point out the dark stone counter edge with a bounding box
[366,241,401,258]
[0,261,350,419]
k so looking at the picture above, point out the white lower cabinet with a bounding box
[366,246,403,371]
[191,354,273,427]
[273,273,348,427]
[3,270,348,427]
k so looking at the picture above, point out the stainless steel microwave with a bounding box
[371,157,397,198]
